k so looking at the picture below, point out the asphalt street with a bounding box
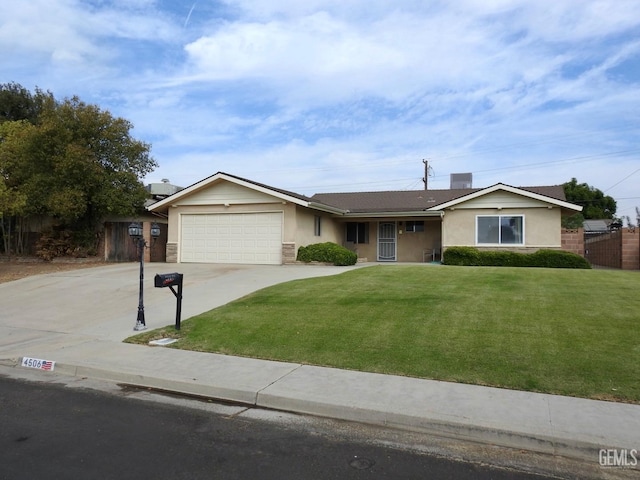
[1,375,562,480]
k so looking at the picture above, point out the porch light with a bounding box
[128,222,143,238]
[150,222,161,239]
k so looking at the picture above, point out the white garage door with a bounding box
[181,212,283,264]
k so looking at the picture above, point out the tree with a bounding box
[0,178,27,256]
[0,84,157,256]
[0,120,33,255]
[562,178,617,219]
[33,96,157,227]
[0,82,51,124]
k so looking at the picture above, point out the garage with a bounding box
[180,212,283,264]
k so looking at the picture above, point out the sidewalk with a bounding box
[1,263,638,470]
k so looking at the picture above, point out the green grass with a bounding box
[127,265,640,403]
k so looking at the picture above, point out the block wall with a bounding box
[622,228,639,270]
[561,228,584,257]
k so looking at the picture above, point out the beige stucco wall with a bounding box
[295,206,342,251]
[397,218,442,262]
[442,207,562,249]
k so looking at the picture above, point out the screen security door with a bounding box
[378,222,397,261]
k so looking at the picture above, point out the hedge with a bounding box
[297,242,358,266]
[442,246,591,269]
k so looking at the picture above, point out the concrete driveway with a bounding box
[0,262,363,357]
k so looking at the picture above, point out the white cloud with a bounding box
[0,0,178,75]
[2,0,640,216]
[0,1,100,63]
[180,1,640,115]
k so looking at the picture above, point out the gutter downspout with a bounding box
[439,210,445,261]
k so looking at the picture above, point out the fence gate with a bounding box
[584,230,622,268]
[104,222,167,262]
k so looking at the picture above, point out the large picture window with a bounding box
[477,215,524,245]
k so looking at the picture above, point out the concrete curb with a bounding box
[255,391,602,461]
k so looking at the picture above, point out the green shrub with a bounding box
[297,242,358,266]
[443,246,590,269]
[440,246,481,266]
[528,249,591,269]
[478,250,527,267]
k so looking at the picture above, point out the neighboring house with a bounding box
[147,172,583,265]
[583,219,614,233]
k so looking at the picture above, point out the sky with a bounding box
[1,0,639,219]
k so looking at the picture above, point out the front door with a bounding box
[378,222,397,261]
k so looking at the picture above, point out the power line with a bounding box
[286,149,640,192]
[432,149,640,179]
[437,128,640,161]
[604,167,640,192]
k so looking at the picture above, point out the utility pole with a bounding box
[422,159,433,190]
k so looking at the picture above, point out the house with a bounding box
[146,172,583,265]
[583,219,615,233]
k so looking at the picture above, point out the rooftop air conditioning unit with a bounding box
[450,173,472,189]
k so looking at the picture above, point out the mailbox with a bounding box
[154,272,183,288]
[154,272,184,330]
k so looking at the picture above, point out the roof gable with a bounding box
[173,180,286,206]
[148,172,345,213]
[430,183,581,211]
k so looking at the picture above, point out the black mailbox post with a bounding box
[154,273,184,330]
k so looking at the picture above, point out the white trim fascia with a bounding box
[342,210,443,218]
[427,183,583,212]
[307,202,348,215]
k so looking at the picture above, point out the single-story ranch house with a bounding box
[147,172,583,265]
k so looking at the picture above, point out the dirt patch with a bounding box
[0,257,109,284]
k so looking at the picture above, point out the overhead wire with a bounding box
[286,148,640,192]
[604,167,640,192]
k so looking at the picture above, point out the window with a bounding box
[405,221,425,232]
[477,215,524,245]
[346,222,369,243]
[314,216,322,236]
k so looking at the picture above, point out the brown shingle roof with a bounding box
[311,185,567,213]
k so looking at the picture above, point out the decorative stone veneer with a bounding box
[166,243,178,263]
[282,242,296,264]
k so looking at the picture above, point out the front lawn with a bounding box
[128,265,640,403]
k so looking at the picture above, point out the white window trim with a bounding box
[476,214,525,245]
